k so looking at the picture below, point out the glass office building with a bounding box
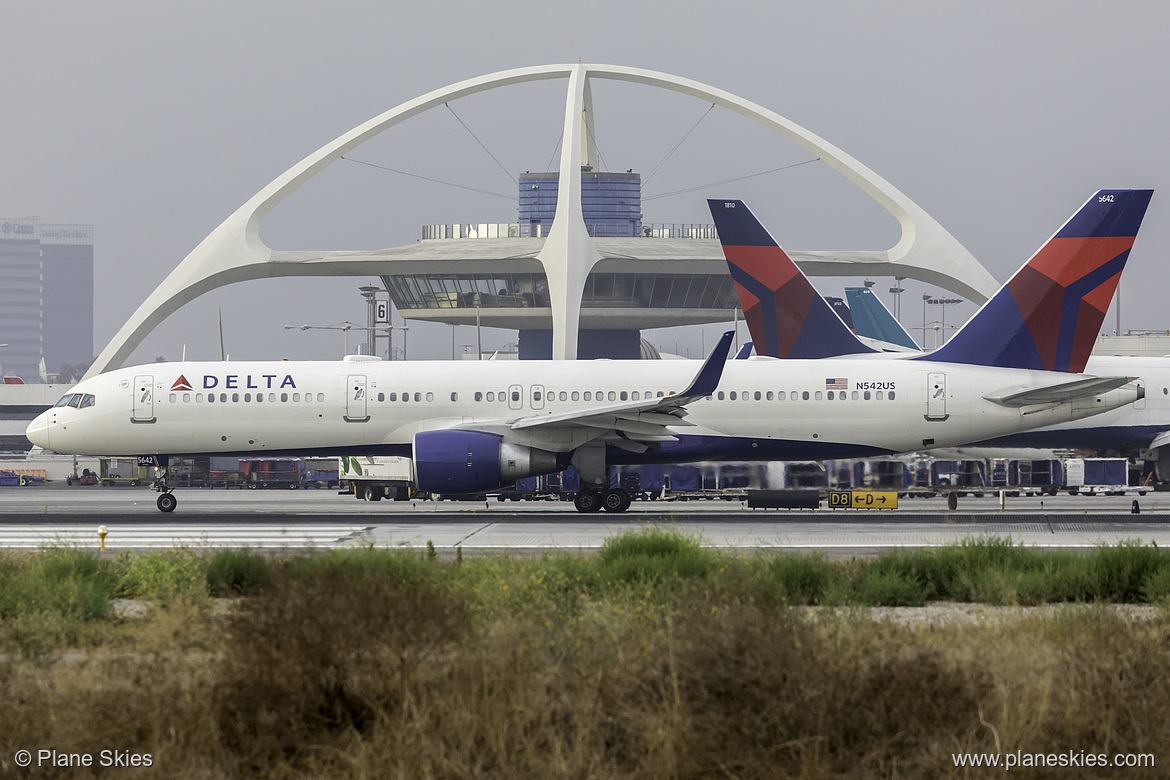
[0,218,93,381]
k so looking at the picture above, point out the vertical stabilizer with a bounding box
[707,199,875,358]
[925,189,1153,372]
[844,286,921,351]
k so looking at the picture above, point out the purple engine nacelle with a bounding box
[413,429,559,494]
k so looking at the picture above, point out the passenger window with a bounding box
[426,392,434,402]
[729,391,737,400]
[851,391,859,400]
[317,393,325,402]
[282,393,290,402]
[450,392,457,402]
[268,393,276,402]
[827,391,834,400]
[196,393,204,403]
[864,391,871,400]
[475,392,482,402]
[742,391,749,401]
[802,391,809,401]
[717,391,725,400]
[559,391,568,401]
[377,393,384,402]
[620,391,628,401]
[778,391,786,401]
[207,394,216,404]
[183,394,191,403]
[876,391,883,400]
[415,392,422,402]
[657,391,665,398]
[632,391,640,401]
[486,392,494,402]
[815,391,823,400]
[584,392,591,401]
[766,391,773,401]
[889,391,896,400]
[256,394,263,403]
[605,391,614,401]
[754,391,761,401]
[571,391,579,401]
[232,393,240,403]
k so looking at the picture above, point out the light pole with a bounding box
[924,295,964,346]
[889,277,905,321]
[284,323,356,354]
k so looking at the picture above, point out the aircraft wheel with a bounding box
[157,493,178,513]
[602,488,632,513]
[573,490,603,513]
[363,485,382,502]
[946,492,958,511]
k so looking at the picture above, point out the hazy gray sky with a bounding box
[4,1,1168,364]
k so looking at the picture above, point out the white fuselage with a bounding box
[26,355,1141,463]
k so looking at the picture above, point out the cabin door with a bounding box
[925,372,948,421]
[345,375,370,422]
[132,375,155,423]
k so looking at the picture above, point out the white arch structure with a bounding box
[86,63,998,377]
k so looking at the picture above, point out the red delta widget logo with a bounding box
[172,374,297,391]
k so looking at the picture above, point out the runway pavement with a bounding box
[1,483,1169,555]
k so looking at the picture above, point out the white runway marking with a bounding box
[0,523,373,549]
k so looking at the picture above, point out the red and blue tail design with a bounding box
[925,189,1153,372]
[707,199,874,359]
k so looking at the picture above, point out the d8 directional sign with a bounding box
[828,490,899,509]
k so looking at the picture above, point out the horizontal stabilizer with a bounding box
[983,375,1135,407]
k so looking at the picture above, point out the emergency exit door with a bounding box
[925,372,948,421]
[132,375,155,423]
[345,375,369,422]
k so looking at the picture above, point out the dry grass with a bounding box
[1,538,1168,777]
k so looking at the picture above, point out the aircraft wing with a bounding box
[503,330,735,452]
[983,375,1137,407]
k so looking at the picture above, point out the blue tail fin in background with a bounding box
[844,286,921,351]
[707,199,875,359]
[923,189,1153,372]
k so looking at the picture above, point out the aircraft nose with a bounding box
[25,411,51,449]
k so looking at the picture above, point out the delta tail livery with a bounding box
[28,195,1149,513]
[711,190,1170,472]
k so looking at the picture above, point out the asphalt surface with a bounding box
[1,483,1168,554]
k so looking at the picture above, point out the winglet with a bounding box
[925,189,1153,372]
[708,199,875,358]
[734,342,754,359]
[677,330,734,399]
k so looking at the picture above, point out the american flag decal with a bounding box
[825,378,847,390]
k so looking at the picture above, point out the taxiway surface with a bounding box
[1,484,1168,555]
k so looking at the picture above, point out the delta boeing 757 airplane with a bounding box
[27,195,1147,513]
[709,189,1166,473]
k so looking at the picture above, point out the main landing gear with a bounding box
[573,488,632,513]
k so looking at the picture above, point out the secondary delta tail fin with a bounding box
[924,189,1153,372]
[707,199,875,359]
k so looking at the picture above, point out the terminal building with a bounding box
[398,168,733,359]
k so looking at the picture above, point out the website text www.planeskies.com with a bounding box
[953,749,1154,771]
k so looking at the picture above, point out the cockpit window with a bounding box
[67,395,83,408]
[79,394,96,408]
[55,394,76,407]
